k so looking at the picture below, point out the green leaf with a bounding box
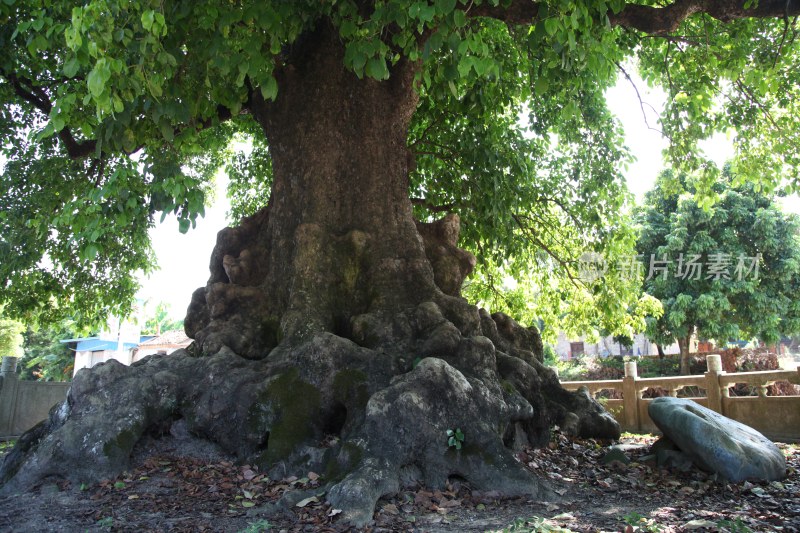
[260,76,278,101]
[159,121,174,142]
[83,244,99,261]
[444,63,459,80]
[112,95,124,113]
[63,57,80,78]
[87,60,110,97]
[349,49,368,75]
[178,218,190,234]
[473,57,492,76]
[147,78,163,98]
[544,18,558,36]
[50,116,65,132]
[436,0,457,14]
[447,80,457,97]
[365,57,389,80]
[27,34,48,55]
[418,4,435,22]
[534,77,549,96]
[141,10,155,31]
[453,10,467,28]
[339,19,357,37]
[122,129,136,152]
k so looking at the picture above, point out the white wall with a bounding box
[554,332,671,360]
[73,349,135,376]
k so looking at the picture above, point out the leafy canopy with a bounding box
[0,311,24,358]
[637,168,800,348]
[19,316,82,381]
[141,300,184,336]
[2,0,799,334]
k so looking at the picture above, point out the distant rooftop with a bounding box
[138,330,191,347]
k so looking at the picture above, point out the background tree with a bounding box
[2,0,800,524]
[637,169,800,374]
[19,318,81,381]
[141,301,184,336]
[0,313,24,360]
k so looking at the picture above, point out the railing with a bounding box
[560,355,800,442]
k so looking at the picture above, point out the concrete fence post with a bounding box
[622,361,639,432]
[0,358,20,437]
[0,356,18,377]
[705,354,724,414]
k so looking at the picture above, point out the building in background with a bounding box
[64,328,192,375]
[554,332,682,360]
[132,330,192,362]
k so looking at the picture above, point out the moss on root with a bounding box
[102,426,141,462]
[333,369,369,410]
[256,369,322,465]
[324,441,364,483]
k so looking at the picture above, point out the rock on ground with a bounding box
[648,397,786,482]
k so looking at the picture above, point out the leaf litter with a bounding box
[0,431,797,532]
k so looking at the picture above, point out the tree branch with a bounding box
[3,65,238,160]
[410,197,457,213]
[468,1,540,25]
[468,0,799,35]
[3,68,100,158]
[614,61,666,137]
[511,213,585,288]
[611,0,800,35]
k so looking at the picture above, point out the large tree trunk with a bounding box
[184,27,444,358]
[0,26,619,526]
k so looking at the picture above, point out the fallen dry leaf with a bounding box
[295,496,318,508]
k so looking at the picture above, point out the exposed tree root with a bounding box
[0,300,618,526]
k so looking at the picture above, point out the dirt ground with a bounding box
[0,432,797,533]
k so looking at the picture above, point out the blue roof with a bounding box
[75,339,139,352]
[61,335,155,352]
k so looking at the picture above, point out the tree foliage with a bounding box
[0,312,24,358]
[19,317,81,381]
[2,0,799,332]
[637,168,800,371]
[141,300,184,335]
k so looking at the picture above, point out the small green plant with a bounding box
[496,516,574,532]
[96,516,114,529]
[0,440,15,455]
[238,519,272,533]
[446,428,465,450]
[717,518,753,533]
[622,512,663,532]
[542,344,559,366]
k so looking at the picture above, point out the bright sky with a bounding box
[136,176,231,320]
[136,76,796,320]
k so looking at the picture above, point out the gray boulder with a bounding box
[648,397,786,482]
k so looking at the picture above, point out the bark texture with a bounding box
[678,334,693,375]
[0,25,620,526]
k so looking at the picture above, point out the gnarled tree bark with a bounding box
[0,25,619,526]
